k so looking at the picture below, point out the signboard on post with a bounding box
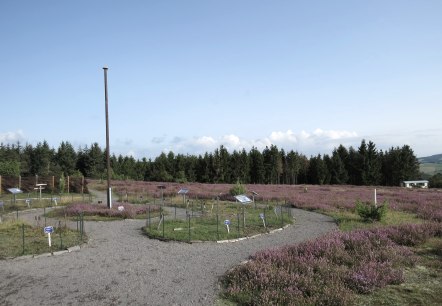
[259,213,266,228]
[224,219,230,233]
[44,226,54,247]
[234,195,252,204]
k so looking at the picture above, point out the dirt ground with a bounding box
[0,202,336,305]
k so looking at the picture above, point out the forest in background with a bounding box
[0,139,434,187]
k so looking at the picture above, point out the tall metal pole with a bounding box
[103,66,112,209]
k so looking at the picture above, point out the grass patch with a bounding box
[144,203,293,242]
[0,193,90,214]
[0,220,86,259]
[327,209,423,232]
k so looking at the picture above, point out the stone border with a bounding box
[215,224,291,244]
[11,245,82,261]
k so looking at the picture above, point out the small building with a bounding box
[401,180,429,188]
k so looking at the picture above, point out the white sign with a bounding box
[259,213,266,227]
[44,226,54,234]
[224,219,230,233]
[44,226,54,247]
[234,195,252,204]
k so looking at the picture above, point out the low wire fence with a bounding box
[144,203,293,242]
[0,213,86,259]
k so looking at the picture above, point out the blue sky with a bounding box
[1,1,441,158]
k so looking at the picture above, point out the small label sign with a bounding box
[224,220,230,225]
[44,226,54,234]
[259,213,264,219]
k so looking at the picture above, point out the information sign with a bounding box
[44,226,54,234]
[224,219,230,233]
[44,226,54,247]
[234,195,252,204]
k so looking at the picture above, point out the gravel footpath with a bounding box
[0,207,337,305]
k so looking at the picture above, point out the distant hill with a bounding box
[418,154,442,164]
[419,154,442,175]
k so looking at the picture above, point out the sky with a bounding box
[1,1,441,159]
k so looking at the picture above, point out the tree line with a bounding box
[0,140,422,186]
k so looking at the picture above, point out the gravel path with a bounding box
[0,205,337,305]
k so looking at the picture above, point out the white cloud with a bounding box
[155,128,359,157]
[105,127,442,159]
[126,150,136,158]
[194,136,217,147]
[0,130,25,143]
[269,130,297,143]
[221,134,241,149]
[312,128,358,140]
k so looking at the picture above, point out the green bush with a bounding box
[355,200,388,222]
[229,181,247,196]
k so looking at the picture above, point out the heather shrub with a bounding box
[373,222,442,246]
[63,202,157,219]
[345,260,404,293]
[355,200,388,222]
[223,223,440,305]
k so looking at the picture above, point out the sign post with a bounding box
[44,226,54,247]
[259,213,266,228]
[224,219,230,234]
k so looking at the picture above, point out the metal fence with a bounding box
[144,203,293,243]
[0,213,85,259]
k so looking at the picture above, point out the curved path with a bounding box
[0,207,337,305]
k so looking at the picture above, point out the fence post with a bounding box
[237,213,240,238]
[263,207,266,229]
[281,205,283,228]
[188,213,191,243]
[216,212,219,241]
[22,223,25,255]
[162,211,165,238]
[59,230,63,249]
[80,212,84,242]
[148,206,151,230]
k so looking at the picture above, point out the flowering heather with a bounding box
[64,202,159,219]
[223,223,440,305]
[105,180,442,222]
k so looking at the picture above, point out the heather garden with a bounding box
[1,175,441,304]
[106,180,441,305]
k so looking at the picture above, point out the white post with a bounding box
[226,224,230,233]
[374,188,377,207]
[48,233,52,247]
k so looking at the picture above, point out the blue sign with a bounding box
[224,220,230,225]
[259,213,264,219]
[44,226,54,234]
